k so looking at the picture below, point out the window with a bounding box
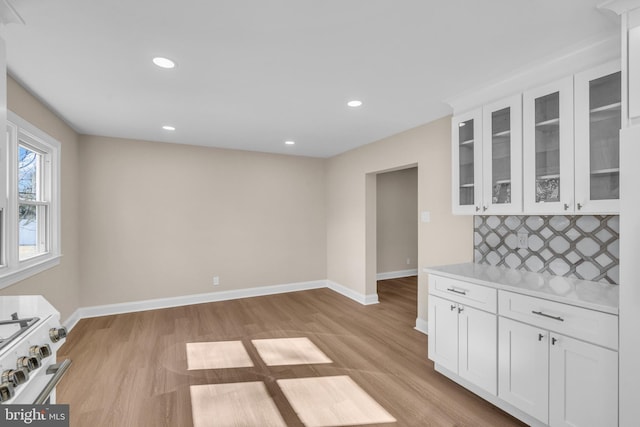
[0,112,61,289]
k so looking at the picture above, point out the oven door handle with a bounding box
[33,359,72,405]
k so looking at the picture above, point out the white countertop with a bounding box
[424,263,619,315]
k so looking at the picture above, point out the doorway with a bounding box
[366,166,418,311]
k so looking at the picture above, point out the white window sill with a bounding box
[0,254,62,290]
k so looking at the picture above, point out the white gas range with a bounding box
[0,296,70,405]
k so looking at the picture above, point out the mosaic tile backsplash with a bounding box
[474,215,619,285]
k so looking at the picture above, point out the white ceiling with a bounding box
[0,0,620,158]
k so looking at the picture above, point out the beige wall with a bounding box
[78,135,326,306]
[326,116,473,323]
[0,77,470,328]
[376,167,418,273]
[0,77,81,321]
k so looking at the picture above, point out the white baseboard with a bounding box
[376,269,418,281]
[414,317,428,335]
[65,280,327,328]
[327,280,379,305]
[63,309,82,332]
[63,279,389,329]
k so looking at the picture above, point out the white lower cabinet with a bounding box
[427,273,619,427]
[498,300,618,427]
[428,293,497,395]
[498,317,549,422]
[548,333,618,427]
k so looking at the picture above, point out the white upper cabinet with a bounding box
[574,61,622,214]
[452,109,482,214]
[451,61,621,215]
[482,95,523,214]
[523,77,574,213]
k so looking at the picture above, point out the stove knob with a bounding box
[1,368,29,387]
[17,355,42,372]
[49,327,67,343]
[0,382,15,402]
[29,344,52,359]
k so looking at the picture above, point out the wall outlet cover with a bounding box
[517,232,528,249]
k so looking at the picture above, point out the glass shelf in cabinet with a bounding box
[494,178,511,184]
[459,139,474,146]
[590,102,622,123]
[590,112,621,124]
[535,117,560,127]
[591,168,620,175]
[536,173,560,180]
[492,129,511,137]
[460,183,475,188]
[590,102,621,113]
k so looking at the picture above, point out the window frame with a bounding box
[0,111,61,289]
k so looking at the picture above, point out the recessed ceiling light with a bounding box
[153,57,176,69]
[285,140,295,145]
[162,125,175,131]
[347,100,363,108]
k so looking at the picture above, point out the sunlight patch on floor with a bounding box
[186,341,253,370]
[278,375,397,427]
[190,382,286,427]
[251,337,333,366]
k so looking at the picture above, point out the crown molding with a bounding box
[599,0,640,15]
[0,0,23,26]
[446,35,620,114]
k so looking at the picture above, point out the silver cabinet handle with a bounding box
[458,306,464,314]
[446,288,467,295]
[552,337,558,346]
[34,359,72,405]
[531,310,564,322]
[563,203,569,211]
[538,333,545,341]
[482,205,488,212]
[577,203,583,210]
[450,304,456,311]
[475,206,480,212]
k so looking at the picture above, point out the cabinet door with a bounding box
[452,109,483,214]
[498,317,549,424]
[458,305,497,395]
[574,61,621,214]
[482,95,523,214]
[428,295,459,373]
[549,333,618,427]
[523,77,574,213]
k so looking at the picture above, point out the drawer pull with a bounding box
[532,310,564,322]
[450,304,456,311]
[538,333,545,341]
[447,288,467,295]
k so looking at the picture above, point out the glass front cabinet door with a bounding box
[452,109,482,214]
[574,61,621,214]
[482,95,523,214]
[523,77,574,213]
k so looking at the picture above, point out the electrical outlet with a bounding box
[517,232,529,249]
[213,276,220,286]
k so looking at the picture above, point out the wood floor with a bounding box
[57,277,525,426]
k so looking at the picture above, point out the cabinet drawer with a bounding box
[429,274,497,313]
[498,290,618,350]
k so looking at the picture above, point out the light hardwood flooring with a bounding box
[57,277,525,426]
